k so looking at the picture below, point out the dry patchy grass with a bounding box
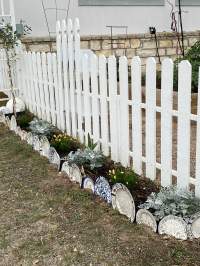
[0,125,200,266]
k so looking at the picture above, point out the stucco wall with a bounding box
[14,0,200,36]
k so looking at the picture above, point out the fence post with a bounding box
[177,60,191,189]
[145,57,157,181]
[161,58,173,187]
[132,56,142,175]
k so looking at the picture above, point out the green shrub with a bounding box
[108,168,138,191]
[51,134,81,155]
[16,110,34,129]
[174,41,200,92]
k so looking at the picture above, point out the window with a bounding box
[176,0,200,5]
[79,0,165,6]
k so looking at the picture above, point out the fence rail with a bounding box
[0,18,200,197]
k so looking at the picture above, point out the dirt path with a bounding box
[0,125,200,265]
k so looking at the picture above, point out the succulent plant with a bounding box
[139,186,200,221]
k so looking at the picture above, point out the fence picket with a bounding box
[195,68,200,197]
[28,52,36,114]
[61,19,71,135]
[52,53,60,128]
[108,56,118,162]
[119,56,129,167]
[161,58,173,187]
[177,60,191,189]
[56,20,66,131]
[36,52,45,120]
[132,56,142,175]
[47,53,56,125]
[99,55,109,156]
[68,19,77,137]
[82,54,91,144]
[145,57,157,181]
[74,18,83,142]
[32,52,41,117]
[41,52,50,122]
[91,53,100,145]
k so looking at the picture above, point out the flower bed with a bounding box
[1,111,200,241]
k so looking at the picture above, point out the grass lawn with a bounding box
[0,125,200,266]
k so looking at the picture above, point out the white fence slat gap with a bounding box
[108,55,119,162]
[74,18,83,142]
[99,55,109,156]
[68,19,77,138]
[195,68,200,197]
[119,56,129,167]
[145,57,157,181]
[82,54,91,145]
[161,58,173,187]
[61,19,71,136]
[131,56,142,175]
[47,53,56,126]
[91,53,100,145]
[56,20,66,131]
[177,60,192,189]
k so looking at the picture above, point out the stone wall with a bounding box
[21,31,200,66]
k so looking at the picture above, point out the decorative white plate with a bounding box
[69,164,82,185]
[61,161,71,177]
[83,177,95,192]
[10,115,17,132]
[158,215,188,240]
[27,132,33,145]
[94,176,112,204]
[190,216,200,239]
[16,126,22,136]
[5,116,10,128]
[136,209,157,232]
[32,135,41,151]
[0,113,6,123]
[20,130,28,141]
[40,136,50,157]
[112,183,135,222]
[48,147,60,170]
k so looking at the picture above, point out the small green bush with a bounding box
[51,134,81,155]
[174,41,200,92]
[16,110,34,129]
[108,168,138,191]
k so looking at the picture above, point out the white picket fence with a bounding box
[0,18,200,197]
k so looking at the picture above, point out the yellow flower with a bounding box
[112,169,115,174]
[114,175,116,180]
